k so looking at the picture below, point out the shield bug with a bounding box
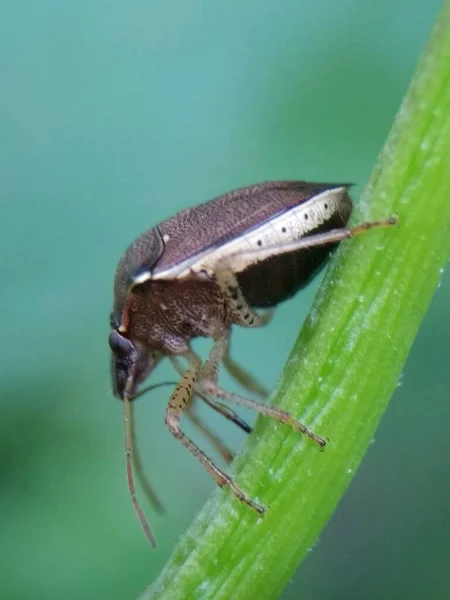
[109,180,396,545]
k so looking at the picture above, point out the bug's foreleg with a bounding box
[165,351,265,515]
[170,355,252,434]
[169,354,237,463]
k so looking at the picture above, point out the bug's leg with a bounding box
[224,215,398,274]
[202,381,326,448]
[199,396,253,433]
[214,261,272,328]
[202,323,269,398]
[165,351,265,515]
[170,356,252,433]
[223,343,269,400]
[186,408,235,464]
[199,336,326,448]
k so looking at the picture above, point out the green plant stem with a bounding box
[143,4,450,599]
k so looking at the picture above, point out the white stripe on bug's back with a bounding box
[134,187,342,285]
[151,187,346,281]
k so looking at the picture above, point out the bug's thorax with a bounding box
[122,278,229,355]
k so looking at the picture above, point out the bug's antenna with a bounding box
[124,388,156,547]
[122,382,178,519]
[129,400,166,514]
[130,381,179,513]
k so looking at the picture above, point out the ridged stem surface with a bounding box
[142,4,450,598]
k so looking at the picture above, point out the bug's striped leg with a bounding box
[171,355,238,463]
[201,381,327,449]
[205,216,397,447]
[222,216,398,275]
[165,351,265,515]
[200,328,267,404]
[223,345,269,399]
[198,334,326,448]
[214,262,271,329]
[186,408,235,464]
[214,217,396,328]
[170,356,252,434]
[192,394,252,435]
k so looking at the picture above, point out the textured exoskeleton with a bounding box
[109,180,396,545]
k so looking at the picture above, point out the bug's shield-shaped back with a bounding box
[112,227,165,325]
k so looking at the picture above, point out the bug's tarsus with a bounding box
[348,214,398,236]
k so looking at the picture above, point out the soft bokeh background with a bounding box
[1,1,449,599]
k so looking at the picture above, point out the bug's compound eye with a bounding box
[109,331,138,399]
[109,330,134,358]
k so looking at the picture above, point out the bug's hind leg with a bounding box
[197,333,325,448]
[223,343,269,400]
[186,407,235,464]
[197,321,269,398]
[202,381,326,449]
[220,215,398,275]
[165,350,265,515]
[213,216,396,328]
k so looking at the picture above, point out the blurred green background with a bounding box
[1,1,449,599]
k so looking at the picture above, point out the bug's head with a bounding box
[110,227,165,400]
[109,329,157,400]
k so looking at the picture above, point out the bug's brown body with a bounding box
[112,182,352,359]
[124,278,225,352]
[109,180,395,545]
